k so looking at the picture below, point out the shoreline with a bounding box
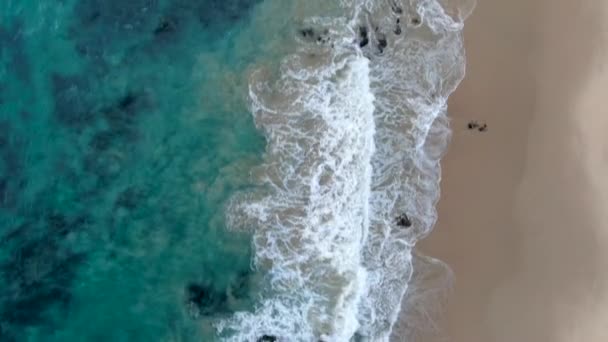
[418,0,608,341]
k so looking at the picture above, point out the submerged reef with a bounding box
[1,0,262,340]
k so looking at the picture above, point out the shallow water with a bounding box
[0,0,467,341]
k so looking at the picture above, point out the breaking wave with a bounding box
[218,0,471,340]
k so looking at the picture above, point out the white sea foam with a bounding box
[218,0,469,341]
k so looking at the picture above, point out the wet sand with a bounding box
[418,0,608,341]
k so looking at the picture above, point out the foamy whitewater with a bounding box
[218,0,471,340]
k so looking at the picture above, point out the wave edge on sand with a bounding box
[218,0,472,340]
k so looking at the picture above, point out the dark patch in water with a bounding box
[410,15,422,26]
[184,269,253,318]
[115,186,146,210]
[0,212,89,335]
[153,17,178,36]
[0,178,8,205]
[396,213,412,228]
[300,27,331,45]
[390,0,403,14]
[377,34,388,53]
[101,91,148,138]
[0,146,22,179]
[107,92,144,118]
[257,335,278,342]
[85,10,101,24]
[395,18,402,35]
[118,92,138,111]
[0,121,24,209]
[78,92,149,185]
[46,213,70,236]
[300,28,314,37]
[358,26,369,48]
[186,282,228,316]
[352,332,366,342]
[72,0,260,62]
[0,120,10,149]
[1,245,82,323]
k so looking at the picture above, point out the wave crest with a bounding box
[218,0,469,340]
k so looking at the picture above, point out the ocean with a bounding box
[0,0,468,341]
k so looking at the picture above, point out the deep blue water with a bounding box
[0,1,266,340]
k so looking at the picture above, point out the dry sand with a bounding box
[418,0,608,341]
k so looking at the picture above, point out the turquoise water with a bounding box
[1,1,269,341]
[1,0,468,340]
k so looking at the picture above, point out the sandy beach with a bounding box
[418,0,608,341]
